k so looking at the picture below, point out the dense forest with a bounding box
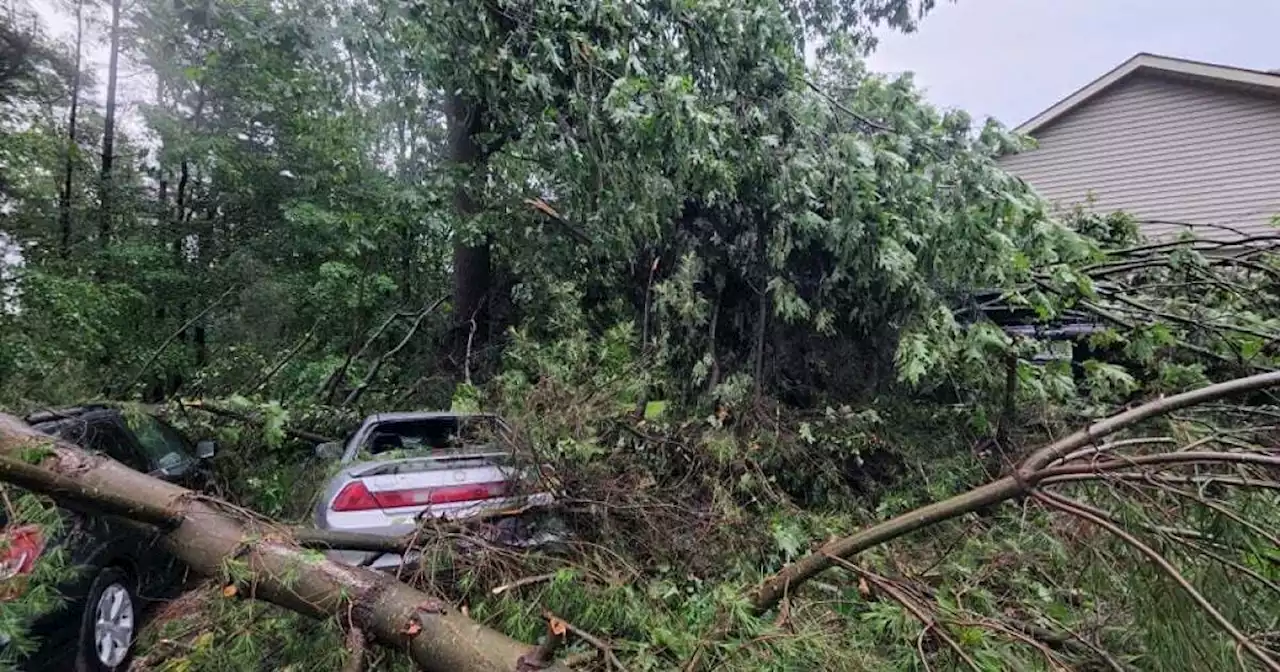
[1,0,1278,670]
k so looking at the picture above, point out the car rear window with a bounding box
[364,416,499,455]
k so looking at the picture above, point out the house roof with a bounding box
[1015,53,1280,135]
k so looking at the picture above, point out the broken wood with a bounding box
[0,413,570,672]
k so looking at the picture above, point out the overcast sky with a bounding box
[864,0,1280,128]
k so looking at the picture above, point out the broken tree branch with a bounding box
[130,285,237,387]
[322,308,412,404]
[518,616,567,671]
[543,611,626,671]
[0,413,570,672]
[343,296,445,408]
[821,553,981,672]
[250,321,319,394]
[177,399,337,445]
[750,370,1280,613]
[341,626,367,672]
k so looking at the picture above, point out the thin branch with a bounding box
[178,400,337,445]
[1041,472,1280,492]
[1140,480,1280,548]
[542,611,626,671]
[322,309,406,404]
[250,321,318,394]
[1033,451,1280,480]
[1164,533,1280,597]
[343,296,445,408]
[1056,436,1178,465]
[953,619,1070,671]
[1033,490,1280,671]
[821,553,981,672]
[131,285,236,387]
[803,78,894,133]
[491,573,558,596]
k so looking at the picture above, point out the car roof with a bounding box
[364,411,494,423]
[24,405,117,427]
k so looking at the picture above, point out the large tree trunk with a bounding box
[57,0,83,258]
[0,414,568,672]
[445,92,490,372]
[99,0,122,241]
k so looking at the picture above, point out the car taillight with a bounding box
[0,526,44,600]
[331,481,380,512]
[330,481,508,512]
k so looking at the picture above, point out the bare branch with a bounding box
[343,296,445,408]
[543,611,626,671]
[130,285,237,388]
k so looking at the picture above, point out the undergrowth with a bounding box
[117,324,1280,671]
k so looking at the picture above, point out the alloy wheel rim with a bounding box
[93,583,134,667]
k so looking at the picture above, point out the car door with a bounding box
[70,414,178,600]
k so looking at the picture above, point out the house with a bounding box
[998,53,1280,241]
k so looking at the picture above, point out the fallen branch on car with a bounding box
[0,413,570,672]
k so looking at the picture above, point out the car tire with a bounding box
[74,567,137,672]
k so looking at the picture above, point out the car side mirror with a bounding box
[315,441,343,460]
[195,439,217,460]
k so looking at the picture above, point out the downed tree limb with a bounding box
[249,321,319,394]
[131,285,238,387]
[177,399,338,444]
[0,414,570,672]
[343,296,445,408]
[750,370,1280,613]
[543,611,626,672]
[821,552,982,672]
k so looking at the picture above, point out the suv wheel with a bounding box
[75,568,136,671]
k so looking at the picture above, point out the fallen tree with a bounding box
[0,414,569,672]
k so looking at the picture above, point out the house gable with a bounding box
[1000,58,1280,241]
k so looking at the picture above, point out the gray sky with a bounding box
[865,0,1280,127]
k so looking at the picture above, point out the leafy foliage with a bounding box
[2,0,1280,670]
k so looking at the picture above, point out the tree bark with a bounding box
[99,0,122,241]
[57,0,83,258]
[445,92,490,371]
[0,414,569,672]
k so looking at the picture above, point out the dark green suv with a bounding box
[0,406,215,671]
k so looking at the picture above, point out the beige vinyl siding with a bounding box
[999,73,1280,241]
